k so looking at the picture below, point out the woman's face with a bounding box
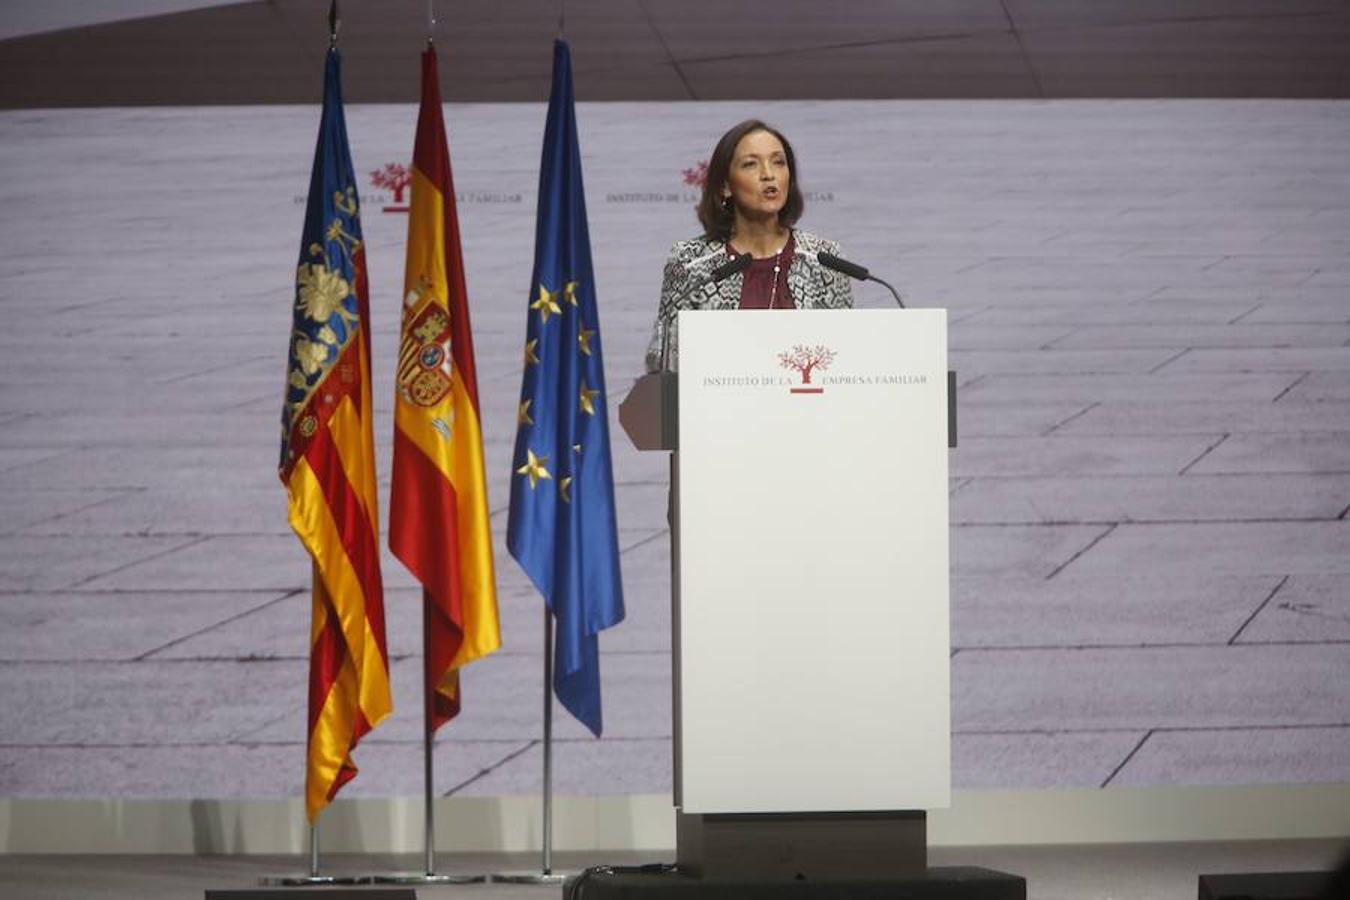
[723,129,790,221]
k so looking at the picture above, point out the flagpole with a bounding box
[421,3,438,872]
[260,810,353,885]
[266,0,396,888]
[261,590,359,887]
[416,10,447,880]
[491,613,566,885]
[498,32,623,887]
[542,608,555,875]
[424,631,435,875]
[376,0,501,883]
[366,596,485,886]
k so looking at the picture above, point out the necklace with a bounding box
[769,246,782,309]
[730,232,789,309]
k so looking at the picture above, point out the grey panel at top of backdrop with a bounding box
[1,1,1349,106]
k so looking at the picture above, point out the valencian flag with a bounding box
[390,46,501,732]
[508,39,625,736]
[279,46,391,822]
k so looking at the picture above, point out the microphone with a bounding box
[709,252,752,284]
[817,251,904,308]
[657,253,753,370]
[817,251,869,281]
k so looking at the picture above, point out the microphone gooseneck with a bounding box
[816,251,904,308]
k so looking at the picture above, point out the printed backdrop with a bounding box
[0,99,1348,799]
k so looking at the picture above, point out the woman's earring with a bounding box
[722,194,733,211]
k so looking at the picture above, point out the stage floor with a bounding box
[1,840,1347,900]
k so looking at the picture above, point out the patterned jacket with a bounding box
[644,229,854,372]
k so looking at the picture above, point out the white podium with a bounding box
[620,308,952,880]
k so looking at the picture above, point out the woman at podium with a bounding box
[645,119,853,372]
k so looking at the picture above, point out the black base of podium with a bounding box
[562,865,1025,899]
[1197,871,1330,900]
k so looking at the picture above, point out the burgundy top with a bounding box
[734,234,796,310]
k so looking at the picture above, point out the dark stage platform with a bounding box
[563,865,1025,900]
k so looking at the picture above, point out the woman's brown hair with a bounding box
[697,119,804,242]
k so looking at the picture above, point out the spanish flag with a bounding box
[390,45,501,733]
[280,46,391,822]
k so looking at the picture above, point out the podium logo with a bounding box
[778,344,836,395]
[700,351,926,393]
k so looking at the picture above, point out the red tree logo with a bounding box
[681,160,708,187]
[370,163,412,208]
[778,344,836,390]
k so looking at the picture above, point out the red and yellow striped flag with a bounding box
[390,46,501,732]
[280,47,392,821]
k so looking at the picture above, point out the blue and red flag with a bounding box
[279,46,391,821]
[507,39,625,736]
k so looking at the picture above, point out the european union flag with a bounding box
[508,39,625,737]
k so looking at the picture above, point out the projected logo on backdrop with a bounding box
[370,163,412,212]
[682,160,709,187]
[322,162,522,213]
[604,160,832,205]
